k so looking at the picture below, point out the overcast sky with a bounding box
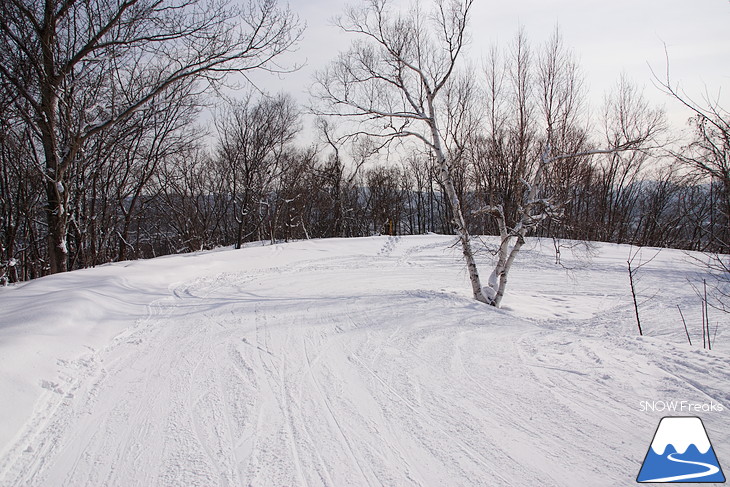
[247,0,730,141]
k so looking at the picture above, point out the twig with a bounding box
[677,305,692,346]
[713,321,719,348]
[700,281,707,349]
[627,258,643,336]
[704,280,711,350]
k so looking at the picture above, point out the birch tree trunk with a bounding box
[314,0,487,302]
[429,112,487,303]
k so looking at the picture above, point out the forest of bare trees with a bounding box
[1,0,728,288]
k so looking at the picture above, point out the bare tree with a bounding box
[475,31,664,307]
[653,63,729,312]
[0,106,46,282]
[313,0,490,301]
[0,0,301,273]
[654,66,730,250]
[626,246,662,336]
[315,118,381,238]
[215,92,300,248]
[471,29,584,306]
[363,164,406,235]
[264,146,318,242]
[155,148,229,253]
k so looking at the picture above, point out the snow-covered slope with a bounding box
[0,235,727,486]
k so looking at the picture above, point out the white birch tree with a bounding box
[479,74,665,307]
[313,0,491,302]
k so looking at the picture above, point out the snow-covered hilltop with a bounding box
[0,236,728,486]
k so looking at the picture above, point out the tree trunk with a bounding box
[429,118,487,304]
[45,178,69,273]
[494,234,525,308]
[41,120,70,274]
[235,218,244,249]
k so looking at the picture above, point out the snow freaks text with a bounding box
[639,401,725,413]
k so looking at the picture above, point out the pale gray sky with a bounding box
[247,0,730,141]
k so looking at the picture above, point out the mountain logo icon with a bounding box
[637,416,726,483]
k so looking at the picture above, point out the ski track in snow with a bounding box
[0,235,728,486]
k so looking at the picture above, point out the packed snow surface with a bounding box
[0,235,728,486]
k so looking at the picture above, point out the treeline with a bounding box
[0,91,725,284]
[1,1,728,285]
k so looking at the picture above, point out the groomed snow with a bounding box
[0,235,727,486]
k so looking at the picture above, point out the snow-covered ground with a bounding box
[0,235,727,486]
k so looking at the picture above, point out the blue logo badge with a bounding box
[637,416,725,483]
